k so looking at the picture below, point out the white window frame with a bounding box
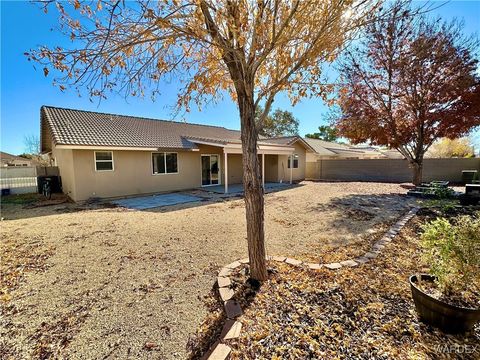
[94,151,114,172]
[288,153,299,169]
[151,152,179,175]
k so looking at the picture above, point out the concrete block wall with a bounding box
[306,158,480,183]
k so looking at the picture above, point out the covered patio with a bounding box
[186,137,298,193]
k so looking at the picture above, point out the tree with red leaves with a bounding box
[335,1,480,184]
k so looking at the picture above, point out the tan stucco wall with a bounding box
[52,147,76,200]
[225,154,280,184]
[72,149,196,201]
[52,144,246,202]
[306,152,318,162]
[277,143,306,182]
[264,155,278,182]
[226,154,243,184]
[52,142,308,201]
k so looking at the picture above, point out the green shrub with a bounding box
[420,212,480,299]
[429,184,455,199]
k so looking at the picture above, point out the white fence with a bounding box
[0,167,37,194]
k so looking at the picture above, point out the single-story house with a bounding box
[379,148,406,159]
[0,151,35,167]
[303,137,386,161]
[40,106,314,202]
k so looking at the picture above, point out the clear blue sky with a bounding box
[1,0,479,154]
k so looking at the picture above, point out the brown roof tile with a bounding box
[266,136,316,152]
[41,106,243,150]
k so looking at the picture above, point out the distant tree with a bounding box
[305,125,339,142]
[428,138,475,158]
[256,107,299,138]
[28,0,381,281]
[335,1,480,184]
[18,153,34,159]
[23,134,40,155]
[473,133,480,156]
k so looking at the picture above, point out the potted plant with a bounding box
[410,212,480,333]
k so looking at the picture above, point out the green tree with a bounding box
[305,125,338,141]
[256,107,299,138]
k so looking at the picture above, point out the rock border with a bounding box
[204,207,420,359]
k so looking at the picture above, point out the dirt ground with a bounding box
[0,181,417,359]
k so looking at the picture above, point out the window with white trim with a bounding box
[288,154,299,169]
[95,151,114,171]
[152,152,178,174]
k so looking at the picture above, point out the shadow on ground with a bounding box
[0,184,302,221]
[307,192,419,235]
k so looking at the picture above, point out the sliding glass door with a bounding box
[201,155,219,186]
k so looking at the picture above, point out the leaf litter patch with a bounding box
[189,214,479,359]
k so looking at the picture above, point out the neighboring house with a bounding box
[40,106,313,202]
[303,138,384,161]
[0,151,34,167]
[378,148,405,159]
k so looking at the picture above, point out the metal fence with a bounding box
[0,166,61,195]
[306,158,480,183]
[0,166,38,194]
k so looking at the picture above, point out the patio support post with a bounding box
[262,153,265,189]
[224,151,228,194]
[290,154,293,184]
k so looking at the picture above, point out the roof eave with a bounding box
[53,144,200,151]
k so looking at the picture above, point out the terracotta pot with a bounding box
[409,274,480,334]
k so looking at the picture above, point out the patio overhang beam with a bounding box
[223,146,295,155]
[186,138,295,155]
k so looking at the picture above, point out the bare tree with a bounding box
[24,134,40,155]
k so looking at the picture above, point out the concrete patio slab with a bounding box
[201,182,292,195]
[112,193,202,210]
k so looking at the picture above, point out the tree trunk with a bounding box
[412,160,423,185]
[238,88,268,282]
[197,0,267,282]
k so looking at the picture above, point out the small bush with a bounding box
[420,212,480,302]
[429,184,455,199]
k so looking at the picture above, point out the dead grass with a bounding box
[0,181,416,359]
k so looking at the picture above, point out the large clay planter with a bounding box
[409,274,480,334]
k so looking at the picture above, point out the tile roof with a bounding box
[303,137,351,153]
[0,151,24,161]
[303,137,383,157]
[262,136,298,145]
[264,136,316,152]
[41,106,244,150]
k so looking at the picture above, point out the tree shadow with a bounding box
[306,192,419,236]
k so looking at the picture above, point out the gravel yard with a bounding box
[0,181,417,359]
